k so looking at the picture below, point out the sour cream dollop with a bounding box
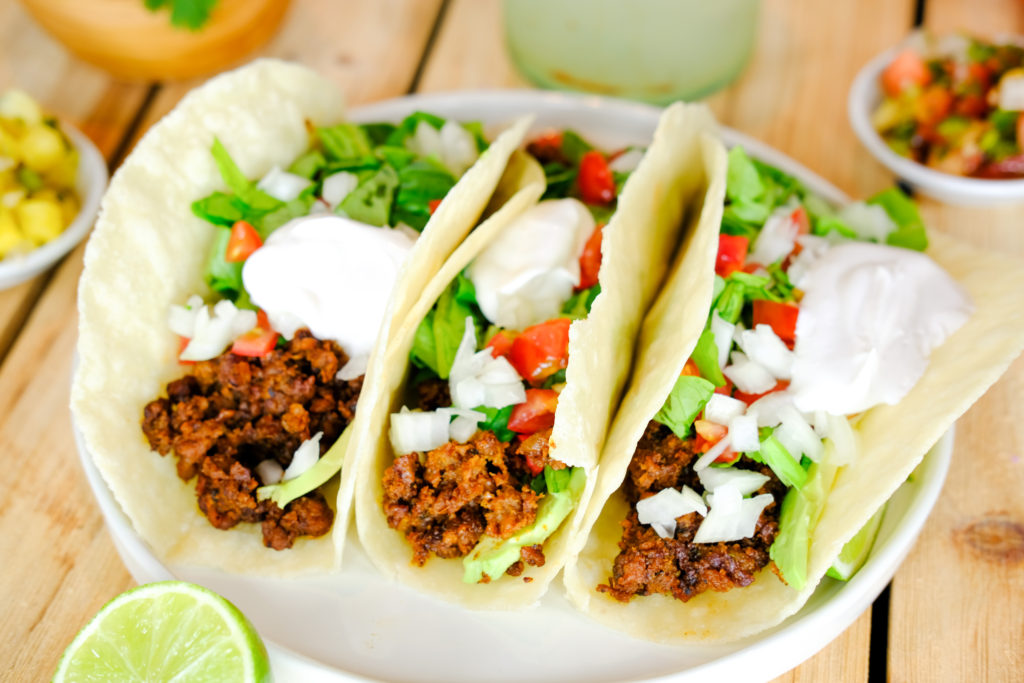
[467,198,595,329]
[242,215,415,358]
[789,242,973,415]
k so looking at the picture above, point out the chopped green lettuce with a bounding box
[475,405,515,442]
[654,375,715,439]
[690,328,726,387]
[561,284,601,319]
[393,160,456,230]
[770,456,840,589]
[462,467,585,583]
[317,123,373,163]
[756,433,808,489]
[867,187,928,251]
[209,138,283,213]
[337,165,399,227]
[410,273,484,379]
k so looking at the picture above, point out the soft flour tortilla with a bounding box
[71,59,529,576]
[354,102,720,608]
[563,172,1024,639]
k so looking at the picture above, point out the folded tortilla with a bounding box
[71,59,529,576]
[562,139,1024,641]
[353,102,721,607]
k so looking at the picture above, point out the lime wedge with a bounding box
[53,581,271,682]
[827,503,887,581]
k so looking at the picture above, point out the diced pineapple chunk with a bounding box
[20,124,66,173]
[15,197,64,245]
[0,90,42,125]
[0,207,30,258]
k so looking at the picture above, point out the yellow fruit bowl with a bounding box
[0,124,106,289]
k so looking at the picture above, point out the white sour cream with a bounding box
[789,242,973,415]
[467,198,595,329]
[242,215,415,358]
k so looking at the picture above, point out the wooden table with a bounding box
[2,1,1022,680]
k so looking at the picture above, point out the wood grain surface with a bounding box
[2,0,1023,681]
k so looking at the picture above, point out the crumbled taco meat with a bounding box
[598,421,786,602]
[416,376,452,411]
[141,329,360,550]
[382,430,564,570]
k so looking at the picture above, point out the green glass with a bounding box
[504,0,760,104]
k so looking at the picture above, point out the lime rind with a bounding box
[53,581,271,683]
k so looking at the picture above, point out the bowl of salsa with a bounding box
[849,33,1024,204]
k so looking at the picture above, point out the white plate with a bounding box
[72,90,954,683]
[849,39,1024,205]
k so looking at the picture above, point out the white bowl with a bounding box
[0,124,107,289]
[849,43,1024,205]
[74,90,954,683]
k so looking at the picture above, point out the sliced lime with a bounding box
[827,503,887,581]
[53,581,271,682]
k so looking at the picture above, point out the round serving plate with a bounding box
[73,90,954,683]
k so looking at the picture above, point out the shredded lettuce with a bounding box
[474,405,515,442]
[336,165,399,227]
[654,375,715,439]
[770,456,840,589]
[755,433,809,490]
[393,160,456,230]
[867,187,928,251]
[317,123,373,163]
[561,284,601,320]
[410,273,484,379]
[690,327,726,387]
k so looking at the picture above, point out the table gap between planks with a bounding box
[2,0,1022,681]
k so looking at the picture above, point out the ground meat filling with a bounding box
[382,428,564,575]
[141,329,360,550]
[598,421,787,602]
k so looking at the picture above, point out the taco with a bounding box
[70,59,533,576]
[353,102,723,607]
[562,145,1024,641]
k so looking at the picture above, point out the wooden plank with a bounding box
[888,4,1024,681]
[0,1,445,679]
[133,0,445,143]
[771,609,873,683]
[0,2,150,362]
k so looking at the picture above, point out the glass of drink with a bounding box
[504,0,760,103]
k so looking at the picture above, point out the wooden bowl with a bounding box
[19,0,291,81]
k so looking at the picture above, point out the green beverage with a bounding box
[504,0,760,103]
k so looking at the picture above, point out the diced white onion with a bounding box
[749,207,799,266]
[179,300,257,362]
[838,201,897,243]
[747,390,794,427]
[776,405,824,463]
[449,416,480,443]
[608,148,644,174]
[728,414,761,453]
[812,409,830,438]
[637,486,707,538]
[710,312,735,370]
[999,72,1024,111]
[257,165,313,202]
[449,317,526,410]
[723,351,777,395]
[282,431,323,481]
[255,459,284,485]
[694,485,774,543]
[735,324,794,380]
[390,408,451,455]
[336,354,368,381]
[167,294,205,338]
[694,434,732,472]
[698,467,770,497]
[409,121,443,160]
[824,412,857,466]
[439,120,479,177]
[704,394,746,425]
[321,171,359,208]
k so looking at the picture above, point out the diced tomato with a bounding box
[428,198,443,215]
[881,49,932,96]
[694,419,727,443]
[1017,114,1024,146]
[955,93,988,118]
[681,359,700,377]
[577,224,603,290]
[790,206,810,235]
[734,380,790,406]
[714,377,734,396]
[224,220,262,263]
[716,233,749,277]
[527,131,564,162]
[508,388,559,434]
[231,310,278,358]
[508,318,572,384]
[577,150,616,205]
[517,430,550,475]
[752,299,800,346]
[914,85,954,127]
[485,330,517,358]
[177,336,195,365]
